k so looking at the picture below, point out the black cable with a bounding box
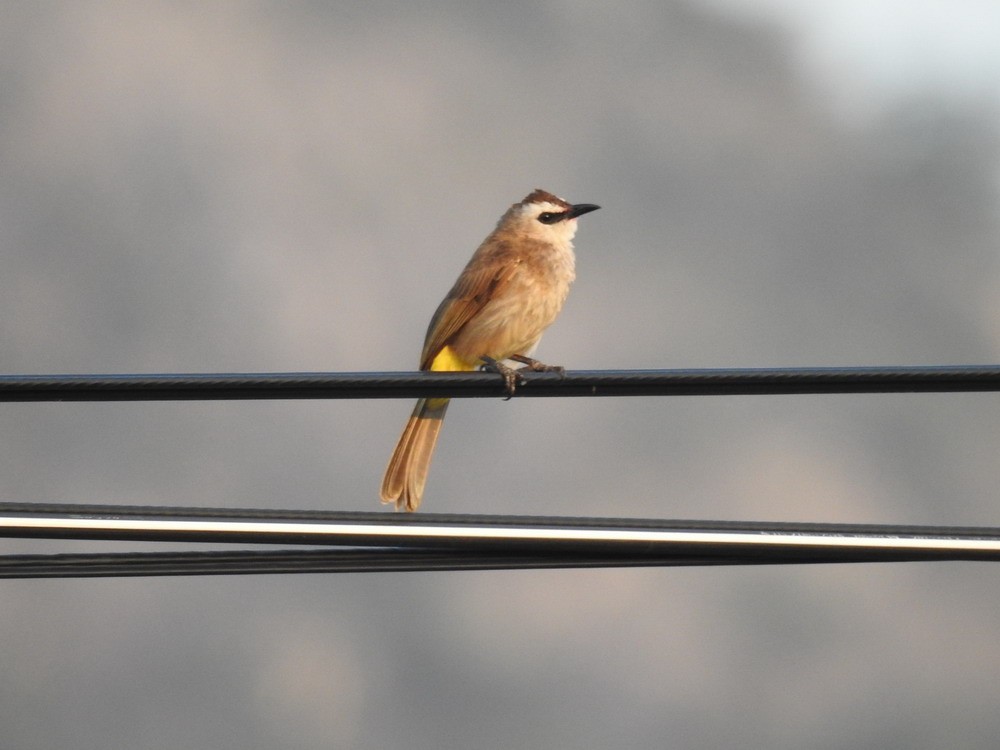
[2,503,999,577]
[4,501,999,538]
[0,547,959,579]
[2,365,1000,401]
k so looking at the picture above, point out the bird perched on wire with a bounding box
[380,189,600,511]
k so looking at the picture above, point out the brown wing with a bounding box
[419,252,521,370]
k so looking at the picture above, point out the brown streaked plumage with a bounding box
[379,189,600,511]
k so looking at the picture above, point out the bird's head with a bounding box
[501,189,600,245]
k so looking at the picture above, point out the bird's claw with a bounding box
[480,356,526,399]
[509,354,566,378]
[480,355,567,399]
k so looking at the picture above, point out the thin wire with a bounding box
[1,365,1000,401]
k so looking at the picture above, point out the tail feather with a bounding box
[380,398,449,511]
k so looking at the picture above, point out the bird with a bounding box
[380,189,600,511]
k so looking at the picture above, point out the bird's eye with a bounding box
[537,212,562,224]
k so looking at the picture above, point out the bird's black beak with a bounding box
[568,203,600,219]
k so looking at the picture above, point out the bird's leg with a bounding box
[479,356,525,399]
[509,354,566,378]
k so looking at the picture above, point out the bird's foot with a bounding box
[479,356,525,399]
[509,354,566,378]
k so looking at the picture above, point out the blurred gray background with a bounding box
[3,1,1000,747]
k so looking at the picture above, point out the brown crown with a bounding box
[520,189,572,209]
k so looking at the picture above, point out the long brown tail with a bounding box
[380,398,450,511]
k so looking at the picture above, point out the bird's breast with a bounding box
[451,243,576,361]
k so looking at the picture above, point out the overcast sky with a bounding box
[713,0,1000,120]
[2,2,1000,749]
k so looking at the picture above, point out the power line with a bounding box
[1,503,998,577]
[1,365,1000,401]
[3,366,1000,577]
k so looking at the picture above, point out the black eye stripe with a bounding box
[537,211,564,224]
